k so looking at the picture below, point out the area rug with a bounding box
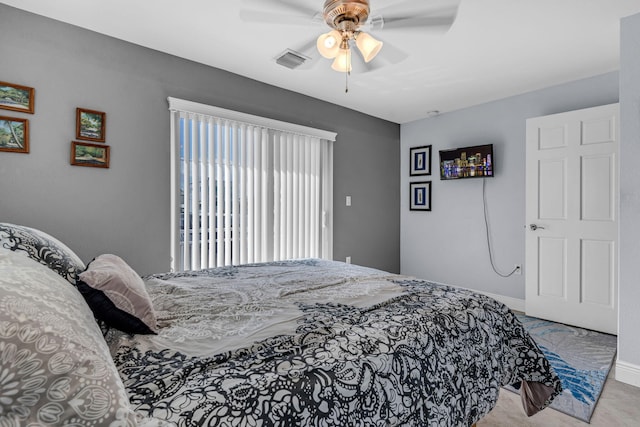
[507,313,617,423]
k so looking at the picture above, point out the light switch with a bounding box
[346,196,352,206]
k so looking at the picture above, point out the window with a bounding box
[168,97,336,271]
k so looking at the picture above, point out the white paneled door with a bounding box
[525,104,618,335]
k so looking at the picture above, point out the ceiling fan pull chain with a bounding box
[345,48,351,93]
[345,68,349,93]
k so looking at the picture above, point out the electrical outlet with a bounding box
[514,265,522,275]
[346,256,351,264]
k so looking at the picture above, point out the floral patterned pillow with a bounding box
[0,222,85,285]
[0,248,139,425]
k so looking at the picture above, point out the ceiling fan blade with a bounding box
[380,15,456,31]
[350,37,407,73]
[357,57,385,73]
[368,2,460,32]
[239,10,316,25]
[277,37,323,71]
[373,0,461,17]
[242,0,318,17]
[294,38,319,57]
[377,40,408,64]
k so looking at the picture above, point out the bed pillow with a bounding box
[0,222,85,285]
[77,254,158,335]
[0,248,139,425]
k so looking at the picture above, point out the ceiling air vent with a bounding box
[275,49,310,69]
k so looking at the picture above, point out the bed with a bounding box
[0,222,561,426]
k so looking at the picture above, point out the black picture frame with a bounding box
[410,145,432,176]
[410,181,431,211]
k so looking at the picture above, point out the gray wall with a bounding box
[0,5,400,275]
[619,12,640,373]
[400,72,619,300]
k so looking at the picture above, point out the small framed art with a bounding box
[71,141,110,168]
[0,81,35,114]
[410,181,431,211]
[410,145,431,176]
[0,116,29,153]
[76,108,106,142]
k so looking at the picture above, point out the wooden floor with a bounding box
[478,367,640,426]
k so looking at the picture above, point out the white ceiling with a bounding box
[4,0,640,124]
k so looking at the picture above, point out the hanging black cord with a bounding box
[483,178,519,277]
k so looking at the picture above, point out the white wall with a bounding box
[400,73,619,301]
[402,14,640,387]
[618,11,640,387]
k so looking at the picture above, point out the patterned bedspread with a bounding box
[107,259,561,426]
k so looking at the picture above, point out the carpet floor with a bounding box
[507,313,617,423]
[479,367,640,426]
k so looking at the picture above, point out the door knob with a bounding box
[529,224,545,231]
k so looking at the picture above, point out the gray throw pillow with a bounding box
[77,254,158,335]
[0,248,139,424]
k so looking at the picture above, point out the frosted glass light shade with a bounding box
[355,32,383,62]
[316,30,341,59]
[331,47,352,72]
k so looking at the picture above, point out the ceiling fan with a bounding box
[240,0,460,87]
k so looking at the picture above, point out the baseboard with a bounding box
[615,360,640,388]
[424,279,527,313]
[477,291,526,313]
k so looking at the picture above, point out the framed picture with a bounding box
[0,81,35,114]
[0,116,29,153]
[410,181,431,211]
[76,108,106,142]
[410,145,432,176]
[71,141,110,168]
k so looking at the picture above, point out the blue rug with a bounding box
[509,313,617,423]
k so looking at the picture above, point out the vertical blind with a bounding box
[169,97,336,271]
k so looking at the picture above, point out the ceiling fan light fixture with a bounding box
[331,47,352,72]
[317,30,342,58]
[355,31,383,62]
